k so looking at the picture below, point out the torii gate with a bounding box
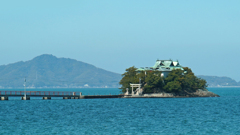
[130,83,141,95]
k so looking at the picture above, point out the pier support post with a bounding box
[1,96,8,100]
[43,97,51,100]
[21,96,30,100]
[79,92,84,99]
[132,86,134,95]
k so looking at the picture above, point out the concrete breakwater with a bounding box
[82,91,220,99]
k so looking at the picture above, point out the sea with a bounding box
[0,88,239,135]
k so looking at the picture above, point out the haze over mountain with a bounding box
[197,75,240,87]
[0,54,121,88]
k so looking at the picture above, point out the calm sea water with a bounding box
[0,88,239,134]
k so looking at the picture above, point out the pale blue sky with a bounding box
[1,0,240,81]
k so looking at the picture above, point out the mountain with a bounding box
[1,55,239,88]
[0,54,122,88]
[197,75,240,87]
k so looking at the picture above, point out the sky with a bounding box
[1,0,240,81]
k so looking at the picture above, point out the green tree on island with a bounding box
[119,66,144,93]
[119,66,207,95]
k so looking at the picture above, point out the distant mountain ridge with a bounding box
[0,55,239,88]
[197,75,240,87]
[0,54,121,88]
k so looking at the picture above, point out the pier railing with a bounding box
[0,91,125,100]
[0,91,81,96]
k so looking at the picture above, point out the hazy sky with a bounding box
[1,0,240,81]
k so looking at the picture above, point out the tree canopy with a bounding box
[119,66,207,95]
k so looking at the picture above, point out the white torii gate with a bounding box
[130,83,141,95]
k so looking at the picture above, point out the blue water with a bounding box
[0,88,239,134]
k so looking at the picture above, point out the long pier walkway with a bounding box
[0,91,124,100]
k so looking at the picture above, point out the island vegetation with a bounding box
[119,66,208,96]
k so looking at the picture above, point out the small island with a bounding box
[119,60,219,98]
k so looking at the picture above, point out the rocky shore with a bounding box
[188,89,220,97]
[124,89,220,98]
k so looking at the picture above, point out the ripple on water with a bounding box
[0,88,239,134]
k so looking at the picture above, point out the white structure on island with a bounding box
[125,83,142,96]
[136,59,184,78]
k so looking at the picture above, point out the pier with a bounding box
[0,91,124,100]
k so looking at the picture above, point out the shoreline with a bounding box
[82,89,220,99]
[1,86,240,89]
[208,86,240,88]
